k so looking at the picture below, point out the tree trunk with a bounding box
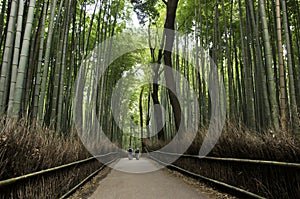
[139,87,145,151]
[164,0,183,133]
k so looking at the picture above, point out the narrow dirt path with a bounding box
[88,158,210,199]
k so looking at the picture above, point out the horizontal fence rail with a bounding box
[59,157,117,199]
[148,154,266,199]
[0,152,118,187]
[150,150,300,168]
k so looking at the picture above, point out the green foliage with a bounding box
[177,0,196,33]
[131,0,160,24]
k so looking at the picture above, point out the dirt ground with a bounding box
[69,158,237,199]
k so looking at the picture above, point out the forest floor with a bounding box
[69,158,237,199]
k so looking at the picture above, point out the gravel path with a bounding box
[88,158,210,199]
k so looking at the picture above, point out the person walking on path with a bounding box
[128,147,133,160]
[135,148,140,160]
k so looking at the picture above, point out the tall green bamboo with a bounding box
[57,0,72,131]
[239,0,255,128]
[12,0,36,117]
[7,0,24,116]
[258,0,280,131]
[0,0,7,49]
[33,0,48,118]
[281,0,299,132]
[275,0,287,133]
[0,0,18,113]
[38,0,58,121]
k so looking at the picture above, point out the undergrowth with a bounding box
[146,122,300,198]
[0,117,107,198]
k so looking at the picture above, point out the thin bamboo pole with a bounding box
[0,152,118,187]
[149,153,266,199]
[151,150,300,168]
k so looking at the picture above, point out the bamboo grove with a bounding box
[0,0,299,149]
[0,0,129,133]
